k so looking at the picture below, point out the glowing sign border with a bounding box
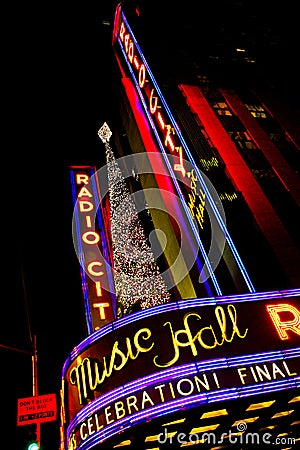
[70,166,116,333]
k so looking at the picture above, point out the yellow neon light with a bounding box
[271,409,295,419]
[162,418,186,426]
[266,304,300,339]
[181,439,206,447]
[113,440,131,447]
[288,396,300,403]
[190,424,219,434]
[93,303,110,319]
[246,400,276,410]
[153,305,248,368]
[232,417,259,426]
[201,409,228,419]
[210,447,228,450]
[271,410,294,419]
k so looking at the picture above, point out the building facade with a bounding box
[60,2,300,448]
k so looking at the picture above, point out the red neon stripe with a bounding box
[122,77,176,194]
[179,84,300,285]
[222,90,300,208]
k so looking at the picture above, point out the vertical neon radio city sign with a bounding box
[113,5,255,295]
[70,166,116,333]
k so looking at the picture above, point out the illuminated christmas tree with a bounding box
[98,123,171,316]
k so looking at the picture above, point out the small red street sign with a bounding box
[17,393,57,426]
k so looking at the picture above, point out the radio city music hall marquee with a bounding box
[61,290,300,449]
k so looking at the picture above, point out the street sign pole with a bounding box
[32,335,40,447]
[15,338,57,438]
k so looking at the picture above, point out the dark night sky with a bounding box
[2,2,299,449]
[3,3,118,449]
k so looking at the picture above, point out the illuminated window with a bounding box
[213,102,227,109]
[216,109,232,116]
[246,104,264,112]
[228,131,256,150]
[245,103,267,118]
[212,101,232,116]
[251,111,267,118]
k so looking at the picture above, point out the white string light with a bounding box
[98,124,171,316]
